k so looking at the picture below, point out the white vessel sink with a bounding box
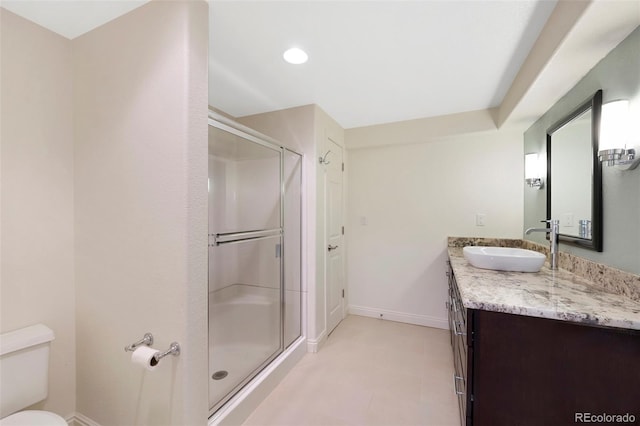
[463,246,546,273]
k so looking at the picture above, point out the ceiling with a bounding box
[3,0,639,130]
[209,0,558,129]
[1,0,149,39]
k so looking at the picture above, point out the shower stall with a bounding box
[208,115,303,415]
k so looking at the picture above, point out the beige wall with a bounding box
[347,109,498,150]
[3,3,209,424]
[0,9,76,419]
[346,119,524,327]
[73,2,208,425]
[238,105,316,155]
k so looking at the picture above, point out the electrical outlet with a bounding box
[476,213,486,227]
[562,213,574,227]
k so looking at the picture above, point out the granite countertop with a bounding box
[448,247,640,331]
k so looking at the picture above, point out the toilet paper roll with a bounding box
[131,346,160,371]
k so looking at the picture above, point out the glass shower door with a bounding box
[208,234,282,411]
[208,122,283,413]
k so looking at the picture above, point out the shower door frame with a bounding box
[207,113,304,417]
[283,148,304,349]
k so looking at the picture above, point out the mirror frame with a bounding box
[546,89,603,252]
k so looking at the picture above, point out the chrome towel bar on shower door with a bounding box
[211,229,282,246]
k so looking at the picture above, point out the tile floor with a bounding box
[243,315,459,426]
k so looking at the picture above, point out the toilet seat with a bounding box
[0,410,67,426]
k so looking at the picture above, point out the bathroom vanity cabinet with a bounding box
[446,261,640,426]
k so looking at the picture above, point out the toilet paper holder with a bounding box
[124,332,154,352]
[154,342,181,363]
[125,333,181,364]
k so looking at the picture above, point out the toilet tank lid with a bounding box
[0,324,55,356]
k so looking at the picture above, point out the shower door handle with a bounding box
[328,244,339,251]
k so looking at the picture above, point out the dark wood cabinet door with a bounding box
[471,310,640,426]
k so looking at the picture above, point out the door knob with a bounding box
[328,244,338,251]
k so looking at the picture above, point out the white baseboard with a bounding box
[306,330,326,353]
[68,413,101,426]
[348,305,449,329]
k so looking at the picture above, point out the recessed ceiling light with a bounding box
[283,47,308,65]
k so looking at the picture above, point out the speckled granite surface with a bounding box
[448,237,526,249]
[447,238,640,330]
[449,237,640,302]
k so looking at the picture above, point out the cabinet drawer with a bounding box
[447,292,455,348]
[452,296,467,349]
[451,275,466,323]
[452,341,467,426]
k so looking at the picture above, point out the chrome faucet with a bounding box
[525,219,559,270]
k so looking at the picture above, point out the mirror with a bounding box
[546,90,603,251]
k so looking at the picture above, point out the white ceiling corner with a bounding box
[1,0,150,39]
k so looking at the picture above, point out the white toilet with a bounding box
[0,324,67,425]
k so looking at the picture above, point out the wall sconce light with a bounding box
[598,99,640,170]
[525,153,544,189]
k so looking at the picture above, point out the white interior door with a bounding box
[326,138,344,335]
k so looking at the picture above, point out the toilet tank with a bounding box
[0,324,55,418]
